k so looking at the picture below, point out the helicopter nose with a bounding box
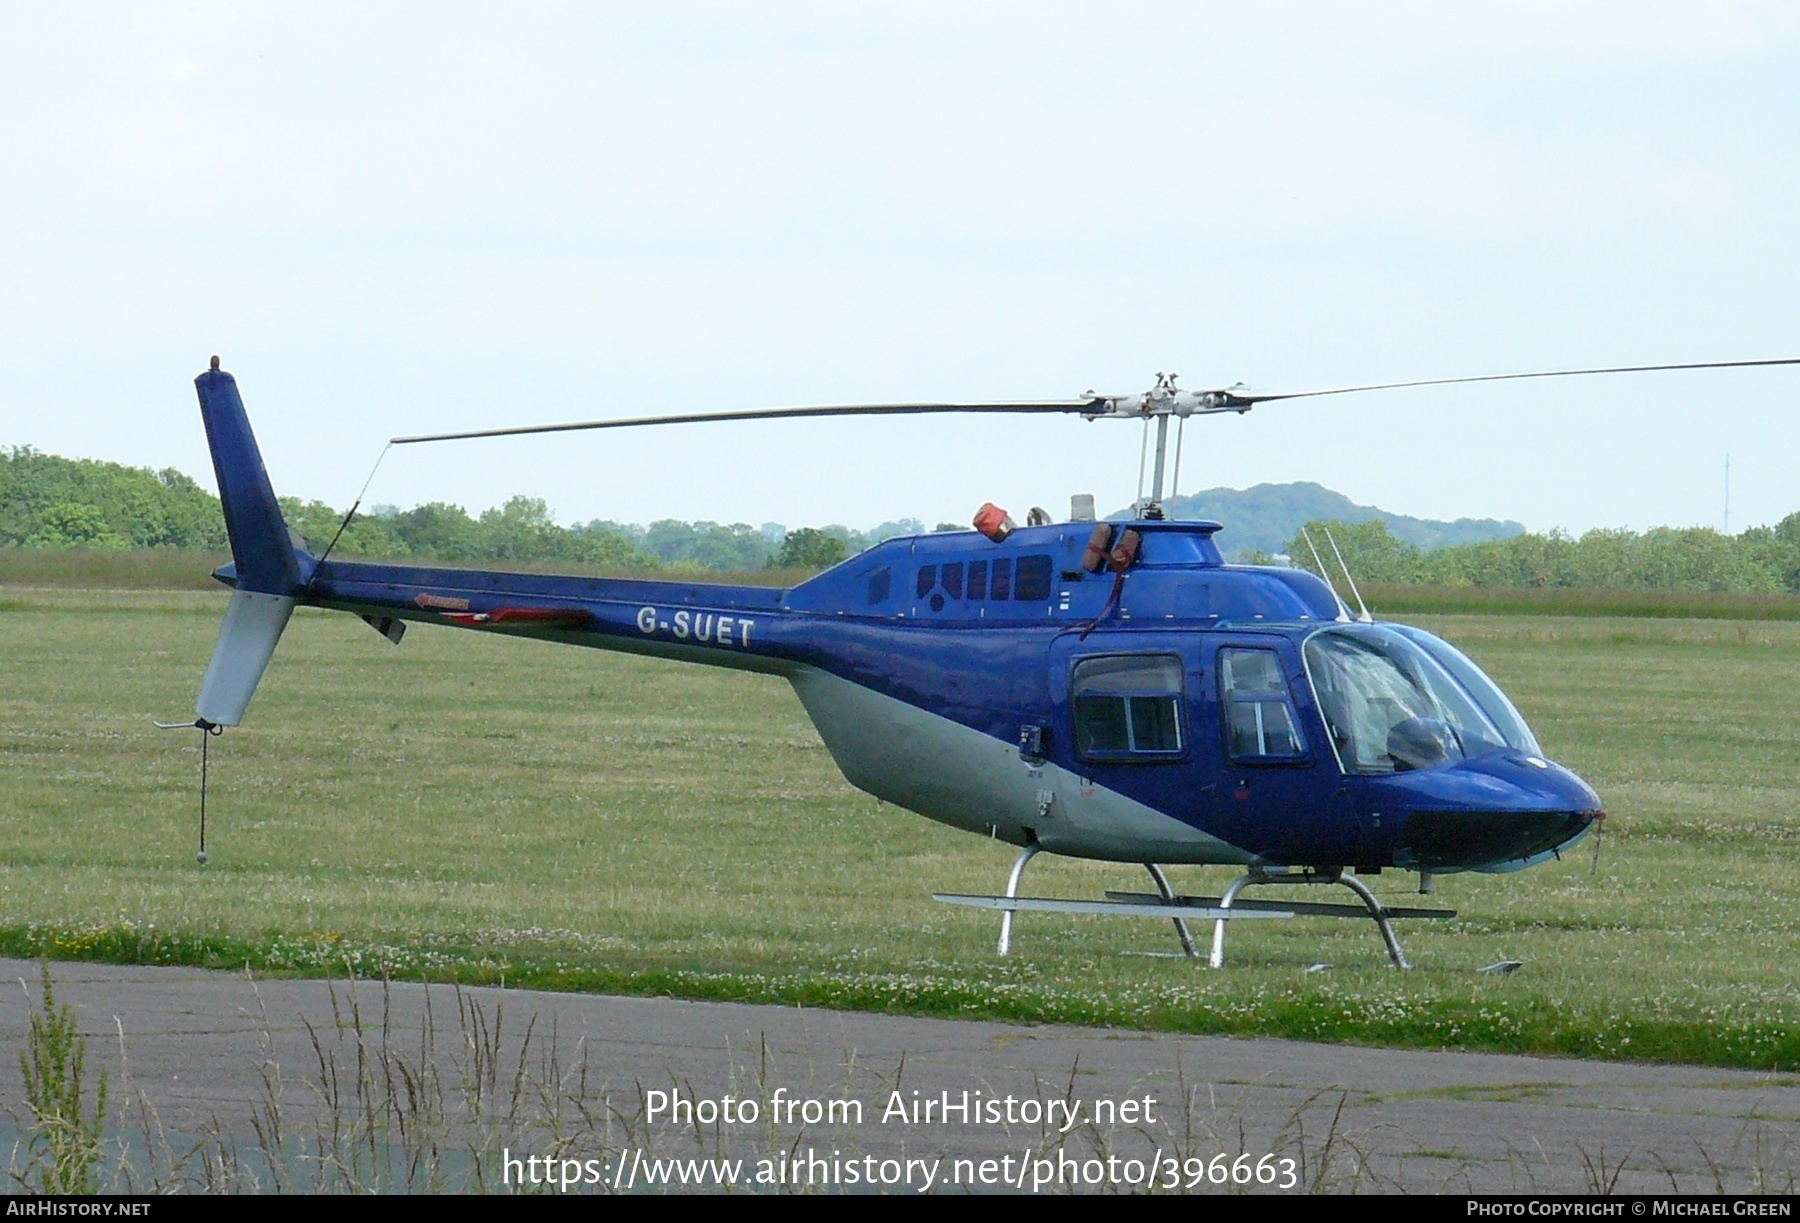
[1397,807,1599,872]
[1382,753,1603,872]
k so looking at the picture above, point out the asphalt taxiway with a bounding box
[0,958,1793,1193]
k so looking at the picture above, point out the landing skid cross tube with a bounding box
[936,857,1458,964]
[996,843,1037,957]
[1145,862,1201,959]
[935,846,1289,958]
[1208,868,1422,969]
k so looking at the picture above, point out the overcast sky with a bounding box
[1,3,1796,538]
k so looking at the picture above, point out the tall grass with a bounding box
[14,962,108,1193]
[0,546,231,590]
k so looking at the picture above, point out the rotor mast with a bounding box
[1082,372,1257,515]
[1149,413,1170,511]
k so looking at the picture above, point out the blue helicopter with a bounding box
[180,356,1798,967]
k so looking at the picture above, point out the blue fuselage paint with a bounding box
[227,519,1600,872]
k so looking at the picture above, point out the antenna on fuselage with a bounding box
[1300,527,1354,623]
[1322,526,1373,623]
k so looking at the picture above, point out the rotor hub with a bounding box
[1082,374,1258,421]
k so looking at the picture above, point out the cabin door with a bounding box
[1203,637,1366,866]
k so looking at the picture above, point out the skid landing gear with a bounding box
[938,846,1288,957]
[938,856,1454,964]
[1209,868,1409,969]
[995,843,1037,957]
[993,845,1199,957]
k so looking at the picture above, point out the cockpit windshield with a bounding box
[1302,624,1541,774]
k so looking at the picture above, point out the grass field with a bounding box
[2,585,1797,1070]
[7,547,1799,618]
[1363,582,1800,621]
[0,546,818,591]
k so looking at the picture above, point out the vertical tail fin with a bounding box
[193,360,303,725]
[196,360,304,596]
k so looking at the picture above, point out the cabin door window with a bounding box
[1219,648,1308,763]
[1070,654,1186,761]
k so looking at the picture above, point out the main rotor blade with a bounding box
[391,400,1098,445]
[389,355,1800,444]
[1242,356,1800,405]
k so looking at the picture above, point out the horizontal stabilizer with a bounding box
[196,590,295,726]
[361,614,407,645]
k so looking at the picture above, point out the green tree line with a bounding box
[10,446,1797,590]
[0,447,917,572]
[0,447,226,550]
[1270,516,1800,594]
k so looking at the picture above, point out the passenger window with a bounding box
[941,562,964,599]
[867,567,891,605]
[1220,648,1307,762]
[991,557,1012,600]
[967,560,988,600]
[1072,655,1185,760]
[916,565,936,598]
[1014,555,1051,600]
